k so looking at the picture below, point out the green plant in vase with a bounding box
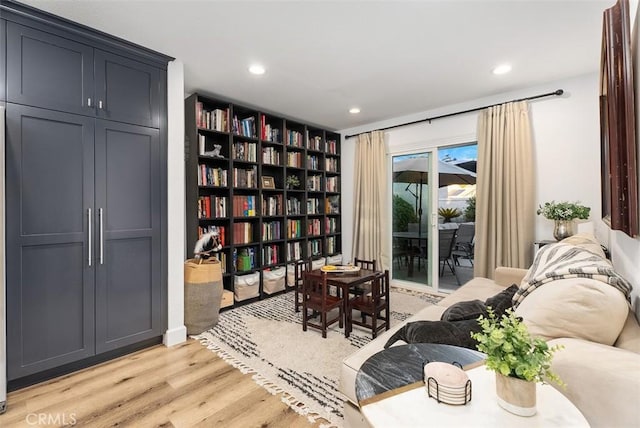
[438,207,461,223]
[286,175,300,190]
[536,201,590,240]
[471,308,564,416]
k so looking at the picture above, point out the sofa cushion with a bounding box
[383,319,481,349]
[441,299,486,321]
[614,311,640,354]
[514,278,628,345]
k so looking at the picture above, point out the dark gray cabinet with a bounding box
[94,120,162,353]
[2,0,171,385]
[7,22,161,128]
[6,105,96,379]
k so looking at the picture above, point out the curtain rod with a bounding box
[345,89,564,139]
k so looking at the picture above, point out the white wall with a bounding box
[163,60,187,346]
[340,74,640,302]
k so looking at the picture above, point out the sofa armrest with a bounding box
[547,338,640,428]
[493,267,527,287]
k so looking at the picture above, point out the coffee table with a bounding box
[357,344,589,427]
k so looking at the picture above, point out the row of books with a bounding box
[232,141,258,162]
[287,152,303,168]
[262,147,281,165]
[198,196,227,218]
[198,225,226,247]
[326,217,339,234]
[307,175,322,191]
[261,116,281,142]
[326,176,339,192]
[326,158,339,173]
[308,239,322,257]
[307,155,320,170]
[234,247,257,272]
[233,166,258,188]
[233,222,254,244]
[217,252,227,274]
[326,140,339,155]
[286,130,304,147]
[196,103,229,132]
[326,236,337,255]
[307,218,321,236]
[262,221,282,241]
[308,136,322,151]
[262,194,283,216]
[232,115,257,138]
[287,241,302,261]
[307,198,321,214]
[262,244,280,266]
[287,197,302,215]
[199,165,228,187]
[232,195,256,217]
[287,219,303,238]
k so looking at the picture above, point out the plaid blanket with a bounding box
[513,243,632,307]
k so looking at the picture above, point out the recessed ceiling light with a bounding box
[349,107,361,114]
[492,64,512,75]
[249,64,265,75]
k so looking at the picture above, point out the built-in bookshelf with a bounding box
[185,93,341,308]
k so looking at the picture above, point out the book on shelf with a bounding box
[196,102,229,132]
[307,198,320,215]
[326,176,339,192]
[327,236,336,254]
[286,197,302,215]
[308,239,322,257]
[198,164,228,187]
[287,151,303,168]
[198,196,228,218]
[233,222,254,244]
[326,157,339,172]
[326,217,338,234]
[286,241,302,261]
[260,116,281,143]
[326,196,340,214]
[286,129,304,147]
[326,139,338,155]
[262,194,283,216]
[307,135,322,151]
[262,147,281,165]
[307,218,321,236]
[233,166,258,188]
[262,221,282,241]
[287,219,302,238]
[232,141,257,162]
[232,115,257,138]
[306,154,319,170]
[262,244,280,265]
[307,175,322,191]
[232,195,256,217]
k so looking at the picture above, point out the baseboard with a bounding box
[163,325,187,347]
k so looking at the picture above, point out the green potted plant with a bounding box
[286,175,300,190]
[438,207,461,223]
[471,308,564,416]
[536,200,590,240]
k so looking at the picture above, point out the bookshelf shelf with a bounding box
[186,93,341,308]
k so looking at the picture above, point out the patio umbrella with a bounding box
[393,158,476,238]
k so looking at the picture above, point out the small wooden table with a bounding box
[305,268,378,337]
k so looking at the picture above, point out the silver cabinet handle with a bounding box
[88,208,92,266]
[87,97,92,107]
[98,100,104,109]
[99,208,104,265]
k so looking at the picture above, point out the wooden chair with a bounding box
[293,258,308,312]
[301,271,344,338]
[351,258,377,297]
[346,270,390,339]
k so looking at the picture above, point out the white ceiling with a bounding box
[19,0,611,131]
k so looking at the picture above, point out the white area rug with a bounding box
[195,288,442,427]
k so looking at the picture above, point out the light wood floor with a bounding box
[0,339,326,427]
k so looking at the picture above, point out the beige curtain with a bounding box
[474,101,534,278]
[352,131,390,270]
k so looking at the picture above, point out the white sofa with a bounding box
[340,239,640,428]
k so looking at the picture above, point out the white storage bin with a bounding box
[326,254,343,265]
[311,258,326,270]
[234,271,260,301]
[287,262,306,288]
[263,266,286,294]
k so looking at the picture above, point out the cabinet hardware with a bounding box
[88,208,92,266]
[87,98,92,107]
[99,208,104,265]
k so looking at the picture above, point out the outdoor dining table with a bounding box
[393,231,428,277]
[305,268,379,337]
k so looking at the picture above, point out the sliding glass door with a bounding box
[391,152,433,287]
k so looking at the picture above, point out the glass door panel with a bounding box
[391,153,432,287]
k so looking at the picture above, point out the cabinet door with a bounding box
[94,50,161,128]
[1,19,6,103]
[94,120,162,353]
[5,104,96,380]
[6,22,94,116]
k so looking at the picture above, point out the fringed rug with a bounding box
[195,288,442,427]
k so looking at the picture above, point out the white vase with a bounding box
[495,373,537,417]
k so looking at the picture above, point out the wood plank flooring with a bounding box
[0,339,327,427]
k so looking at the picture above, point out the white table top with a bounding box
[361,366,589,427]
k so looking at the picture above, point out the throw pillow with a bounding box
[514,278,629,345]
[440,299,487,322]
[383,319,482,350]
[485,284,518,314]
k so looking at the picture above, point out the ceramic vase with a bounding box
[495,373,537,416]
[553,219,574,241]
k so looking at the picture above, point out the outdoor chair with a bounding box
[452,222,475,266]
[439,228,457,277]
